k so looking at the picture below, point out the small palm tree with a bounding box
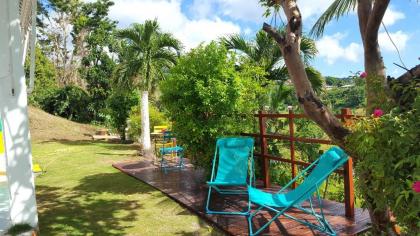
[221,30,323,93]
[115,19,181,154]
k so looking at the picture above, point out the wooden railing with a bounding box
[242,108,356,218]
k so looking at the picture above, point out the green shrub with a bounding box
[346,95,420,233]
[160,42,267,172]
[25,47,58,106]
[106,90,139,140]
[128,104,169,141]
[41,85,93,123]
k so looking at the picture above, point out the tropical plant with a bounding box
[106,89,139,141]
[347,94,420,234]
[115,19,181,154]
[25,46,58,107]
[127,104,169,141]
[160,42,267,172]
[75,0,117,122]
[41,85,92,122]
[258,0,419,233]
[220,30,324,93]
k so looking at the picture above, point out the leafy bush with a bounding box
[41,85,93,123]
[128,104,169,141]
[25,47,58,106]
[106,90,138,140]
[346,95,420,233]
[160,42,267,172]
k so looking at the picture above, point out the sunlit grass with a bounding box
[32,141,221,236]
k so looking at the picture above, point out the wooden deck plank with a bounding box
[113,158,371,236]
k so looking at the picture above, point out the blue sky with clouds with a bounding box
[106,0,419,77]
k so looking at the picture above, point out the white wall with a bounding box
[0,0,38,228]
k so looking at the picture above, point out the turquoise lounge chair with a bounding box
[247,146,349,236]
[206,137,254,215]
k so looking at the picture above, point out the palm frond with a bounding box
[220,34,254,58]
[116,26,141,45]
[305,66,324,94]
[141,19,160,47]
[156,33,182,52]
[310,0,357,38]
[300,36,318,62]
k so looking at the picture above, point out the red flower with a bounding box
[360,71,367,78]
[373,108,384,118]
[413,181,420,193]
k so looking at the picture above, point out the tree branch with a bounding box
[262,0,350,146]
[262,23,285,45]
[396,64,420,84]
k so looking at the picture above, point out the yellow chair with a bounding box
[32,163,42,173]
[152,125,168,134]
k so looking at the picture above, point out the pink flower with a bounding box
[412,181,420,193]
[360,71,367,78]
[373,108,384,118]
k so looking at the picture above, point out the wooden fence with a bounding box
[242,108,355,218]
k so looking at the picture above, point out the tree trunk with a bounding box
[357,0,390,114]
[262,4,349,147]
[262,1,399,234]
[140,91,151,156]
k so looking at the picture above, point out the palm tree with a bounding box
[115,19,181,154]
[220,30,323,93]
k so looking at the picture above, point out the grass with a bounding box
[32,140,221,235]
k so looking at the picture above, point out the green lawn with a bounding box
[32,140,221,235]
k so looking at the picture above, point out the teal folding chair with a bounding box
[247,146,349,236]
[206,137,254,215]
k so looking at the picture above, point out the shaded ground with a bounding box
[28,108,220,235]
[32,141,220,235]
[114,159,371,236]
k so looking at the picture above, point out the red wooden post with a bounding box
[341,108,355,218]
[258,110,270,188]
[288,107,297,189]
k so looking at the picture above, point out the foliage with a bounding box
[25,47,58,107]
[115,19,181,92]
[220,31,324,93]
[75,0,117,122]
[310,0,357,38]
[127,104,169,141]
[41,85,92,122]
[389,76,420,111]
[37,0,83,86]
[160,42,267,172]
[324,75,365,111]
[346,95,420,233]
[106,90,139,141]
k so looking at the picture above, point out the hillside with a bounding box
[28,106,97,143]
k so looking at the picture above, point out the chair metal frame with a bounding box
[247,147,348,236]
[205,137,255,216]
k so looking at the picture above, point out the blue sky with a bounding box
[106,0,419,77]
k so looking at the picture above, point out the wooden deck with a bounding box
[113,158,371,236]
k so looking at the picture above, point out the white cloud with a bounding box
[109,0,241,50]
[316,33,362,64]
[298,0,335,21]
[216,0,266,22]
[177,18,240,50]
[383,7,405,26]
[188,0,214,19]
[243,27,252,35]
[378,30,409,52]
